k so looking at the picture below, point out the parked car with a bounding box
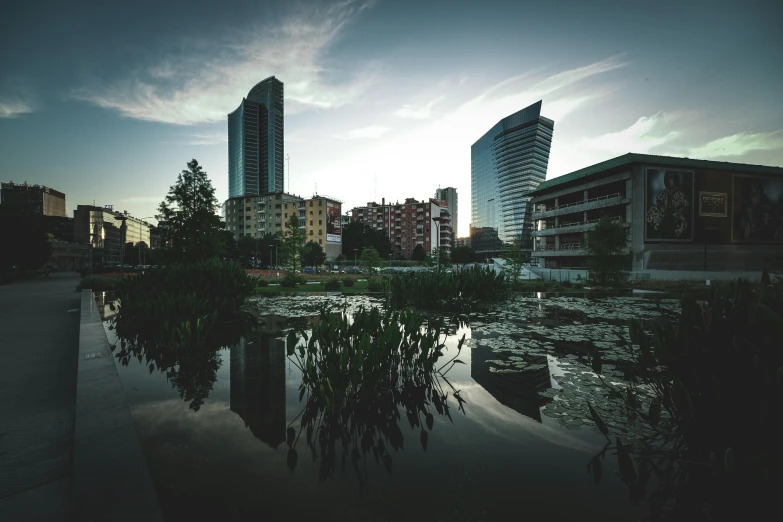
[302,267,316,274]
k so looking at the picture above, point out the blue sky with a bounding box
[1,0,781,236]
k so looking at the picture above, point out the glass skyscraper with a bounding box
[228,76,284,197]
[471,101,554,245]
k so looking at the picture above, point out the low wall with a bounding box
[527,267,765,283]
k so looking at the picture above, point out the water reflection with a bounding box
[229,334,286,448]
[470,346,552,422]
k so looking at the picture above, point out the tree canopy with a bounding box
[451,245,475,264]
[502,242,526,283]
[411,244,426,263]
[342,221,392,259]
[584,216,630,286]
[301,241,327,267]
[157,159,226,262]
[282,214,306,272]
[0,203,51,280]
[360,246,382,270]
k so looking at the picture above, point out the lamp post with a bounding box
[432,216,442,276]
[389,253,392,270]
[354,248,358,270]
[269,245,273,269]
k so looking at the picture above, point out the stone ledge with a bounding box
[72,290,163,522]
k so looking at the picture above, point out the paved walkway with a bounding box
[0,272,81,522]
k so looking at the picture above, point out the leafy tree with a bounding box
[360,246,382,271]
[0,203,51,280]
[584,216,630,286]
[502,242,527,283]
[437,248,451,267]
[236,236,258,267]
[258,233,281,267]
[335,253,346,263]
[451,246,475,264]
[282,214,306,272]
[411,244,426,263]
[342,221,392,259]
[301,241,327,268]
[157,159,226,262]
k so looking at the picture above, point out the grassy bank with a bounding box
[254,280,371,293]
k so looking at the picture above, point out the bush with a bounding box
[256,277,269,287]
[342,278,355,287]
[76,275,124,292]
[324,277,341,291]
[367,277,387,293]
[281,272,299,288]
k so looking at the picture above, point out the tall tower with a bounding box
[470,101,553,246]
[228,76,284,197]
[434,187,458,243]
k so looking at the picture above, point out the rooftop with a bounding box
[530,153,783,195]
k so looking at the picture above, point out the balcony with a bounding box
[532,193,626,219]
[533,217,628,237]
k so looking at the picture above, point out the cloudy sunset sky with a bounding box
[1,0,781,236]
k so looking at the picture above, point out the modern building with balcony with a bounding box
[434,187,458,244]
[228,77,284,197]
[528,153,783,275]
[471,101,554,248]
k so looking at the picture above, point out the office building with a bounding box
[471,101,554,248]
[350,197,452,259]
[528,153,783,273]
[434,187,458,244]
[73,205,153,268]
[1,182,67,217]
[228,77,285,197]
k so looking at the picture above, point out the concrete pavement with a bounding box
[0,272,81,522]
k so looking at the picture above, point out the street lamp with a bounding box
[432,216,442,276]
[269,245,273,269]
[354,248,358,270]
[389,253,392,270]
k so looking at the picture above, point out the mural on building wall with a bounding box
[326,201,342,243]
[644,168,694,242]
[732,175,783,243]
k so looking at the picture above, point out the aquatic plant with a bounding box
[387,265,507,312]
[284,307,466,485]
[584,270,783,521]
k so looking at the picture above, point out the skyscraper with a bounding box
[228,76,284,197]
[471,101,553,246]
[434,187,458,243]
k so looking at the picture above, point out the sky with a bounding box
[1,0,781,237]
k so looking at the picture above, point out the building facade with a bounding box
[228,77,285,197]
[471,101,553,246]
[434,187,458,244]
[350,197,452,259]
[1,182,66,217]
[302,195,342,260]
[529,153,783,273]
[223,192,303,240]
[73,205,152,268]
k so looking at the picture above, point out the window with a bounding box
[310,211,313,216]
[319,219,322,225]
[318,200,323,206]
[310,220,313,225]
[285,213,287,218]
[310,201,313,207]
[319,239,322,244]
[246,207,251,211]
[319,210,322,215]
[310,230,313,235]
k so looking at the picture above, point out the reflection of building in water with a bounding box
[470,346,552,422]
[230,333,286,448]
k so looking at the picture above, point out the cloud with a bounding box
[394,96,444,119]
[186,132,227,146]
[332,124,390,140]
[0,99,35,118]
[72,0,380,125]
[579,112,682,155]
[687,130,783,158]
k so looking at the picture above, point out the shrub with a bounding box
[342,278,355,287]
[367,277,388,293]
[256,277,269,287]
[388,266,507,312]
[280,272,299,288]
[324,277,341,291]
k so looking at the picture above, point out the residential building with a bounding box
[228,77,284,197]
[302,195,342,260]
[350,197,452,259]
[456,236,471,248]
[528,153,783,273]
[223,192,304,240]
[471,101,554,247]
[434,187,458,244]
[1,182,67,217]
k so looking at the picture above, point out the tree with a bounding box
[360,246,382,271]
[157,159,226,262]
[342,221,392,259]
[411,244,426,263]
[282,214,306,272]
[502,242,527,283]
[236,236,257,267]
[584,216,630,286]
[451,246,475,264]
[0,204,51,280]
[301,241,327,267]
[258,233,281,267]
[335,253,346,263]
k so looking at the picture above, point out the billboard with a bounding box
[326,201,342,243]
[731,175,783,243]
[699,192,728,217]
[644,168,694,242]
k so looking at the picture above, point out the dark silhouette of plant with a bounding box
[584,216,630,286]
[301,240,327,267]
[411,244,426,263]
[584,270,782,521]
[451,245,475,264]
[284,307,466,487]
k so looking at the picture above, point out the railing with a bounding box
[534,192,622,214]
[539,216,623,230]
[536,242,584,252]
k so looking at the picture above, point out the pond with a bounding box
[96,292,680,522]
